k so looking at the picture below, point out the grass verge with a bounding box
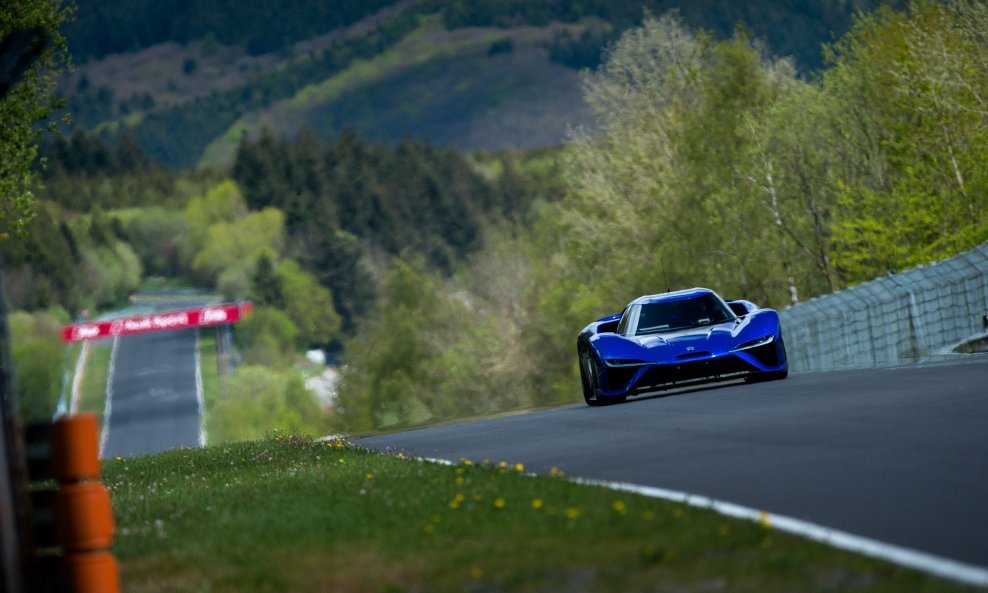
[198,329,221,437]
[104,437,973,593]
[77,339,113,420]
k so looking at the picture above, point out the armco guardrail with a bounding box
[779,242,988,372]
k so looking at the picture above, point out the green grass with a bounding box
[198,329,222,442]
[78,340,113,420]
[103,437,974,593]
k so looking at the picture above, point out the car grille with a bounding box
[633,355,756,392]
[676,351,710,360]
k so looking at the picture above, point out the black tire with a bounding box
[580,354,604,406]
[581,355,626,406]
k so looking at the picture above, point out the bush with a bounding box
[236,306,298,367]
[9,310,69,422]
[208,366,327,443]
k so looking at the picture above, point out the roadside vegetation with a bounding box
[76,340,112,419]
[104,436,973,593]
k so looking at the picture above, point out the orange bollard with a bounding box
[55,482,115,551]
[64,551,120,593]
[51,413,101,482]
[49,413,120,593]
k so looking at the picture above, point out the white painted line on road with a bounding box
[98,336,119,457]
[194,330,207,448]
[577,478,988,588]
[70,340,90,413]
[414,455,988,587]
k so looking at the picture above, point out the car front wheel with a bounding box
[581,355,626,406]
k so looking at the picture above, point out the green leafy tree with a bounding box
[250,252,285,308]
[191,207,284,287]
[275,260,341,348]
[236,306,299,368]
[824,1,988,281]
[0,0,71,236]
[125,207,186,276]
[179,179,248,273]
[335,259,443,431]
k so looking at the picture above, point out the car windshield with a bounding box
[629,294,735,335]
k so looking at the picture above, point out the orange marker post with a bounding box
[51,414,120,593]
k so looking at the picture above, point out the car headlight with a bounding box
[604,359,646,367]
[734,335,775,351]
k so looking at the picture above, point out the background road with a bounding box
[100,327,202,459]
[358,358,988,567]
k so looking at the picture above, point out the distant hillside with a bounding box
[59,0,899,168]
[198,17,594,166]
[62,0,405,61]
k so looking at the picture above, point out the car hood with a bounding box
[627,323,737,358]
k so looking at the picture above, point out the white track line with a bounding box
[98,336,119,457]
[416,456,988,587]
[575,478,988,588]
[194,330,207,447]
[70,341,90,413]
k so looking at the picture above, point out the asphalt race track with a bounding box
[358,357,988,568]
[100,327,202,459]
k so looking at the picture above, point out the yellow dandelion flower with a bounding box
[455,467,465,475]
[424,524,435,535]
[514,463,524,472]
[365,473,374,480]
[449,500,461,510]
[498,461,508,469]
[455,477,465,486]
[531,498,544,510]
[494,497,506,509]
[463,459,473,466]
[643,510,655,522]
[612,500,628,515]
[565,507,581,519]
[473,493,483,501]
[758,511,772,530]
[470,566,483,579]
[431,513,442,524]
[338,458,345,464]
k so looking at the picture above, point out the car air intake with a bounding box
[676,351,710,360]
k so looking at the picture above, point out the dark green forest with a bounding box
[5,0,986,434]
[63,0,401,59]
[58,0,900,169]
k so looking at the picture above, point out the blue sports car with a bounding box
[577,288,788,406]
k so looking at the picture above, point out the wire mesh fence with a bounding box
[779,242,988,372]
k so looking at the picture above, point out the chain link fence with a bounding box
[779,242,988,372]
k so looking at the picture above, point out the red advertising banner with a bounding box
[62,302,253,343]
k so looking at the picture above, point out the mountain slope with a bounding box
[200,17,593,166]
[58,0,900,168]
